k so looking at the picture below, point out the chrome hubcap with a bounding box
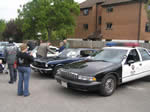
[105,78,114,93]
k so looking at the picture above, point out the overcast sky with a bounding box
[0,0,85,21]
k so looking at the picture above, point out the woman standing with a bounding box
[17,44,34,97]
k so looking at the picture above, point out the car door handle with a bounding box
[139,63,142,66]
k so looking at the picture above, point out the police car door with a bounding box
[122,49,142,83]
[137,48,150,77]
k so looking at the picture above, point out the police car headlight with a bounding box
[78,75,96,81]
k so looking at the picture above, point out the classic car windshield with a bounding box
[59,49,78,58]
[93,48,128,63]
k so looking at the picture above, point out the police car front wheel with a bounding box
[99,74,117,96]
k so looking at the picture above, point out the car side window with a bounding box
[138,48,150,61]
[80,50,95,57]
[126,49,140,63]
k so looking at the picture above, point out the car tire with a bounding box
[52,65,62,78]
[99,74,117,96]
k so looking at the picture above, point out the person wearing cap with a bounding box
[17,44,34,97]
[4,38,18,84]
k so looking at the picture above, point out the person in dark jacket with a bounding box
[17,44,34,97]
[27,40,36,51]
[58,42,65,52]
[5,38,18,84]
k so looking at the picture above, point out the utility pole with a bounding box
[137,0,142,42]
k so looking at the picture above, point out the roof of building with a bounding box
[80,0,104,9]
[102,0,135,6]
[80,0,138,8]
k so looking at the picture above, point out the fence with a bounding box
[68,40,150,49]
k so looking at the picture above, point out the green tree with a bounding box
[18,0,80,40]
[145,0,150,22]
[0,19,6,40]
[2,20,23,42]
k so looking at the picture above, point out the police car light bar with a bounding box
[106,42,139,47]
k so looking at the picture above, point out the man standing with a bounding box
[36,40,52,58]
[63,39,69,49]
[27,40,36,51]
[5,38,18,84]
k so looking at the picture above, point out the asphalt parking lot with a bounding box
[0,71,150,112]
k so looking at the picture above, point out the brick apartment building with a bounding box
[71,0,150,42]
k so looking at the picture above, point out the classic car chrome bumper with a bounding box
[30,64,52,71]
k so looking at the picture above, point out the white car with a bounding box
[31,46,59,58]
[55,42,150,96]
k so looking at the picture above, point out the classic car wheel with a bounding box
[99,74,116,96]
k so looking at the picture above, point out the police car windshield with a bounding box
[93,49,128,63]
[59,49,78,58]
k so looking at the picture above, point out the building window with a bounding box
[83,9,89,16]
[107,7,113,12]
[106,23,112,30]
[145,23,150,32]
[83,24,88,30]
[99,16,101,25]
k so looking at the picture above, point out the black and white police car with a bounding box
[55,42,150,96]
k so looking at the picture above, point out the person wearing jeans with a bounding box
[17,67,31,96]
[17,44,33,97]
[7,63,17,82]
[4,38,18,84]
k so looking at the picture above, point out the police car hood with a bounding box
[63,60,119,76]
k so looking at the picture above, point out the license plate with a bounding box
[61,81,67,88]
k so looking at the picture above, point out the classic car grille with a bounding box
[33,61,46,68]
[60,71,78,80]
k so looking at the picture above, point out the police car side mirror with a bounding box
[127,60,134,66]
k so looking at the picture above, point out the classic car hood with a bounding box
[35,56,67,63]
[63,60,119,76]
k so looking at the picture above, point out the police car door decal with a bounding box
[122,49,142,83]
